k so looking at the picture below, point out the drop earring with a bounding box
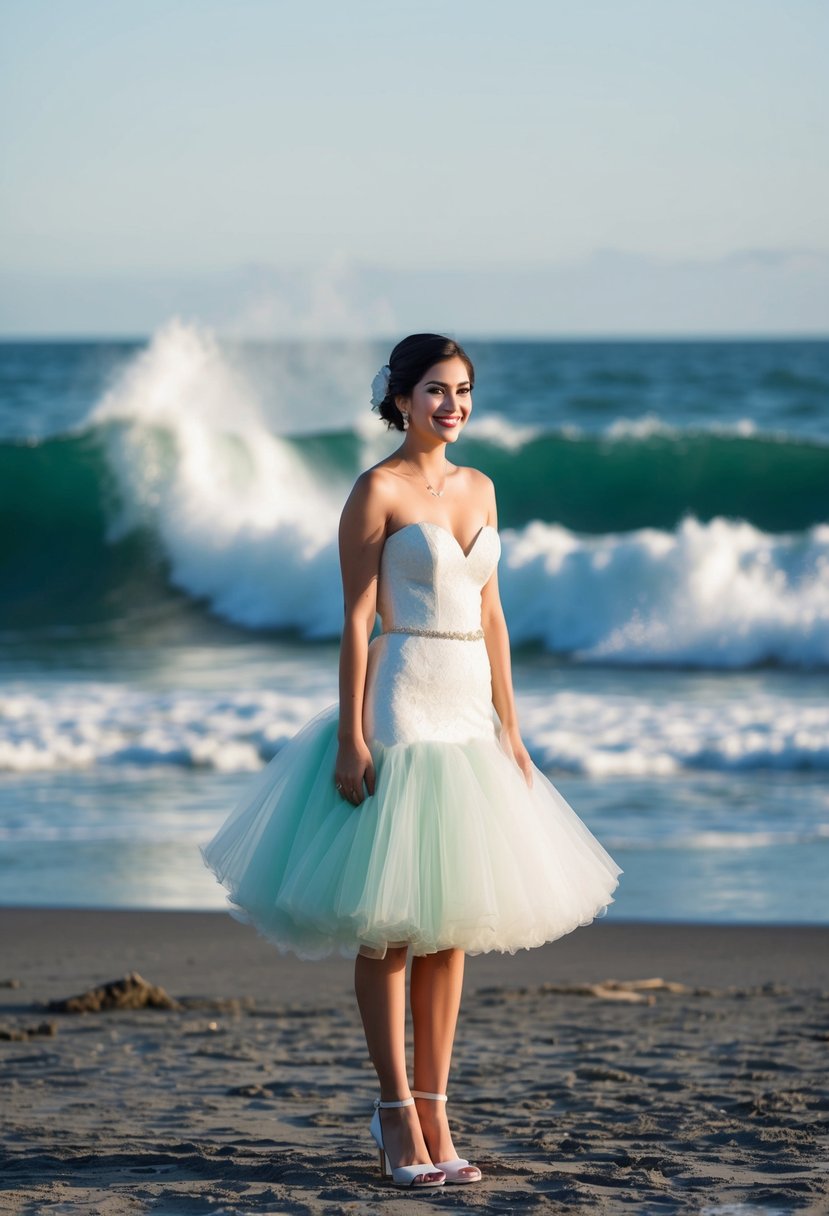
[401,411,409,428]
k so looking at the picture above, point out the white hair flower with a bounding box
[370,364,391,408]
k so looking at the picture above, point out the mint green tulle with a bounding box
[200,704,622,961]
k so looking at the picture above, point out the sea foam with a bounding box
[499,517,829,667]
[2,681,828,777]
[88,319,346,633]
[67,319,829,667]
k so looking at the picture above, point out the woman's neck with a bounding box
[398,438,451,478]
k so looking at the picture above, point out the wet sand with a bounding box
[1,909,828,1214]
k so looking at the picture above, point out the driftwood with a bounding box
[538,977,693,1005]
[46,970,181,1013]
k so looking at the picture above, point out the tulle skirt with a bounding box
[200,702,622,961]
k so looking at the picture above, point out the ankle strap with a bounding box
[374,1095,414,1108]
[411,1090,448,1101]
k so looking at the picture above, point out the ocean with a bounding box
[1,321,827,924]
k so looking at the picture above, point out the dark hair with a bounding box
[376,333,475,431]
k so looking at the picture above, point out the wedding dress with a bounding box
[200,521,622,960]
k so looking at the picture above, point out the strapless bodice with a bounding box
[377,521,501,636]
[365,521,501,745]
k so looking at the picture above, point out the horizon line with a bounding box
[0,330,827,344]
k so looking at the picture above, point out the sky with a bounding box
[1,0,827,336]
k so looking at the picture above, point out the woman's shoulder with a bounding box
[450,463,495,497]
[452,462,493,485]
[343,463,399,518]
[352,461,400,496]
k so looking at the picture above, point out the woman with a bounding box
[201,332,621,1190]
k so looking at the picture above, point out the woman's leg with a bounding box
[354,946,435,1167]
[410,947,476,1168]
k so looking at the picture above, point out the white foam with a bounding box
[604,414,758,440]
[499,516,829,668]
[467,413,773,444]
[79,322,829,666]
[2,681,828,778]
[465,413,541,448]
[518,689,829,777]
[86,319,347,632]
[0,683,330,776]
[662,830,824,849]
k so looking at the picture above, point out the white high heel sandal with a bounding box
[369,1096,446,1188]
[411,1090,483,1184]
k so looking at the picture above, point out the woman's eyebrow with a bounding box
[425,379,471,388]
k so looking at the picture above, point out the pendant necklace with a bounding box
[406,460,448,498]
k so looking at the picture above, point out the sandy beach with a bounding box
[1,911,827,1214]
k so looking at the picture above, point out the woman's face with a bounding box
[399,356,473,444]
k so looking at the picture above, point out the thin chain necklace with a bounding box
[404,459,449,498]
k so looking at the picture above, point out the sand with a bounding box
[1,909,828,1215]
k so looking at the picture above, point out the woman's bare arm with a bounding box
[479,478,533,787]
[335,470,389,804]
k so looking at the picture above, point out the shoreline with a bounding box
[2,910,828,1214]
[2,908,828,1002]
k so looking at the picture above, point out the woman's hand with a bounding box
[334,738,376,806]
[501,724,534,789]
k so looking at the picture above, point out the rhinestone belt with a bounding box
[383,625,485,642]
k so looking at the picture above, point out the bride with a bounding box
[201,332,621,1189]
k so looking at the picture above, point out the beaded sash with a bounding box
[383,625,485,642]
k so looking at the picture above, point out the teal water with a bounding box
[1,324,827,922]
